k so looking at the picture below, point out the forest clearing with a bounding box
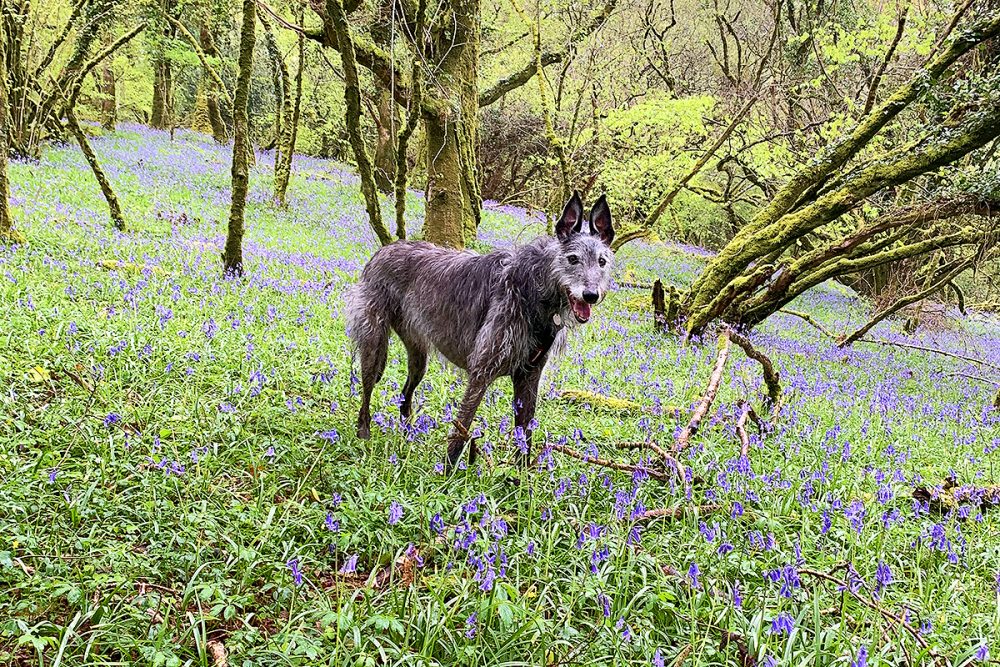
[1,0,1000,664]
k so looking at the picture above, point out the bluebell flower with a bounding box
[388,501,404,525]
[770,612,794,635]
[286,558,303,586]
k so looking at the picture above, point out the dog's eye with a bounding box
[598,257,607,267]
[567,255,579,265]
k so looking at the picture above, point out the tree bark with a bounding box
[328,0,392,246]
[151,59,172,129]
[150,0,174,129]
[200,22,229,144]
[421,0,481,248]
[0,15,24,245]
[100,64,116,130]
[274,28,304,207]
[65,107,127,231]
[223,0,255,276]
[373,89,398,193]
[261,13,294,205]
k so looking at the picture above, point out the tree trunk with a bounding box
[223,0,255,276]
[275,29,303,207]
[65,108,127,231]
[151,60,172,129]
[0,16,23,245]
[373,89,398,193]
[200,23,229,144]
[261,13,295,205]
[421,0,481,248]
[328,0,392,246]
[100,64,116,130]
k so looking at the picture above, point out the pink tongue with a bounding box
[572,299,591,321]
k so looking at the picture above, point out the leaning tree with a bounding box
[634,6,1000,339]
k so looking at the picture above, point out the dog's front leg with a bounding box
[446,370,492,472]
[512,365,544,465]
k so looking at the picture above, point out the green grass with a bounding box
[1,125,999,666]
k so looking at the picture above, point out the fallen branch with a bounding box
[779,309,836,339]
[728,328,781,417]
[633,504,722,522]
[548,443,669,482]
[735,401,751,457]
[616,441,685,479]
[675,329,732,452]
[859,338,1000,373]
[798,568,942,663]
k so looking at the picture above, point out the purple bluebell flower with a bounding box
[974,644,989,662]
[286,558,303,586]
[770,612,794,635]
[339,554,359,574]
[465,612,477,639]
[687,562,700,589]
[388,501,404,525]
[852,645,867,667]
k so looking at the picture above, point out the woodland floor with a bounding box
[2,125,1000,666]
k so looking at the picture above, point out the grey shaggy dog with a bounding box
[346,191,615,470]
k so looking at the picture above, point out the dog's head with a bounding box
[553,191,615,324]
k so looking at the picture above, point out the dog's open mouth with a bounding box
[567,294,591,323]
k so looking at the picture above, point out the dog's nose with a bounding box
[582,290,599,304]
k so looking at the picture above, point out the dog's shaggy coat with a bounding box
[347,192,615,468]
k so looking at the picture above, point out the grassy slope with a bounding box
[1,126,999,666]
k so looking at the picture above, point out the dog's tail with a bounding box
[343,280,371,349]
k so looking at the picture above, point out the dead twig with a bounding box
[798,568,942,663]
[780,309,835,339]
[633,504,722,522]
[616,441,685,479]
[735,401,751,457]
[859,338,1000,373]
[675,329,732,452]
[728,328,781,418]
[549,444,669,482]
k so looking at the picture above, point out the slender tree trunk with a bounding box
[261,13,296,205]
[151,0,173,129]
[200,22,229,144]
[0,16,23,245]
[223,0,255,276]
[100,64,116,130]
[65,108,126,231]
[328,0,392,245]
[274,29,303,207]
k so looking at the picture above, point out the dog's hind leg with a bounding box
[356,318,390,440]
[399,335,428,423]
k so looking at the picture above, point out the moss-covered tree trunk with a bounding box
[151,60,172,129]
[275,30,303,207]
[677,11,1000,336]
[328,0,392,246]
[420,0,481,248]
[373,90,398,193]
[0,16,23,245]
[261,14,295,205]
[223,0,255,277]
[200,22,229,144]
[65,108,127,231]
[100,64,116,130]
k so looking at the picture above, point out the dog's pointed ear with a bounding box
[556,191,585,242]
[589,194,614,247]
